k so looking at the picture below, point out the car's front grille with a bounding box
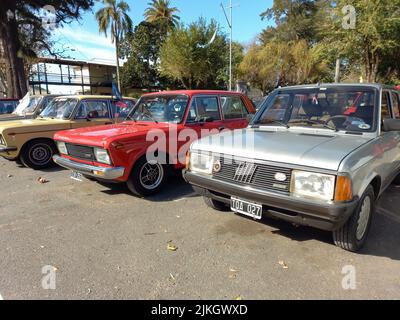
[65,143,95,161]
[213,156,292,193]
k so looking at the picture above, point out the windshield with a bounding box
[40,98,78,119]
[255,87,377,132]
[13,96,42,115]
[127,95,189,123]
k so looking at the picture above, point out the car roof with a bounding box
[274,83,397,91]
[52,95,135,100]
[142,90,245,97]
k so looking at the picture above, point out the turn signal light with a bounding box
[335,176,353,201]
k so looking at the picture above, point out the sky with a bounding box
[51,0,274,63]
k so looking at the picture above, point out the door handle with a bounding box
[105,122,113,125]
[218,126,225,131]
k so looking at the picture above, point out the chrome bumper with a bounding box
[53,155,125,180]
[0,145,17,153]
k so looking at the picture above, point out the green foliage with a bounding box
[144,0,180,32]
[119,21,165,89]
[159,18,231,89]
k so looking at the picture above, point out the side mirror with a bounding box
[382,118,400,132]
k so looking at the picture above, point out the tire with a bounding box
[19,139,56,170]
[126,156,168,197]
[203,196,230,211]
[333,185,375,252]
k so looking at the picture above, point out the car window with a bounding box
[221,96,248,119]
[381,91,391,120]
[256,88,377,132]
[75,100,110,119]
[187,96,221,122]
[0,101,17,114]
[111,99,136,120]
[261,94,291,121]
[391,92,400,119]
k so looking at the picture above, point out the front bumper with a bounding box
[0,145,17,153]
[53,155,125,180]
[183,170,359,231]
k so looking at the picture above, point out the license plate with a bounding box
[230,197,262,220]
[70,171,83,182]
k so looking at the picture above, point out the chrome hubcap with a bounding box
[139,162,164,190]
[356,195,371,241]
[29,144,52,165]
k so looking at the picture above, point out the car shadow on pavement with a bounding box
[255,186,400,260]
[99,174,199,202]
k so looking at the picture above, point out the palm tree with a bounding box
[96,0,133,91]
[144,0,180,32]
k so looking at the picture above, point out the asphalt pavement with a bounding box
[0,158,399,299]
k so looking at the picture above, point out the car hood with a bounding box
[0,118,71,134]
[54,121,173,147]
[192,128,372,171]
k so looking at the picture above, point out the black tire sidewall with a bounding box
[335,185,375,251]
[126,157,168,197]
[20,140,56,170]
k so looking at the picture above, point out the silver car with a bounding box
[183,84,400,252]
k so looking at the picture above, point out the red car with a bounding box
[53,90,256,196]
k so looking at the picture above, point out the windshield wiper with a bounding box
[252,120,289,128]
[288,119,338,131]
[140,110,158,124]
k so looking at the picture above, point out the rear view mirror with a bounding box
[382,119,400,131]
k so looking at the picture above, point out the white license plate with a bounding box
[230,197,262,220]
[70,171,83,182]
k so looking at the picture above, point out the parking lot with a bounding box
[0,157,399,300]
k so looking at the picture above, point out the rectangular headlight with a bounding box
[189,151,214,175]
[94,148,111,165]
[57,141,68,155]
[291,170,335,201]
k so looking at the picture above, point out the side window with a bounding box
[187,96,221,122]
[391,92,400,119]
[381,92,391,120]
[75,100,110,119]
[221,96,248,119]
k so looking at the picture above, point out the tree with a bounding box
[119,21,165,90]
[0,0,94,99]
[96,0,133,91]
[160,19,228,89]
[144,0,180,34]
[318,0,400,83]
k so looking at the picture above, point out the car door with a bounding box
[184,95,225,135]
[376,90,399,187]
[70,99,113,129]
[220,94,251,130]
[388,90,400,174]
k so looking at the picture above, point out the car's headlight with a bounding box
[188,151,214,175]
[57,141,68,155]
[291,170,336,201]
[94,148,111,165]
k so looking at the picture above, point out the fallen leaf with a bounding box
[229,268,238,273]
[167,243,178,251]
[7,174,13,178]
[169,273,176,281]
[37,177,49,184]
[278,260,289,269]
[235,295,243,300]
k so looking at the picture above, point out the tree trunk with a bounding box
[115,38,121,92]
[0,7,28,99]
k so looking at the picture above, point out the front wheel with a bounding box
[20,139,56,170]
[333,185,375,252]
[126,157,168,197]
